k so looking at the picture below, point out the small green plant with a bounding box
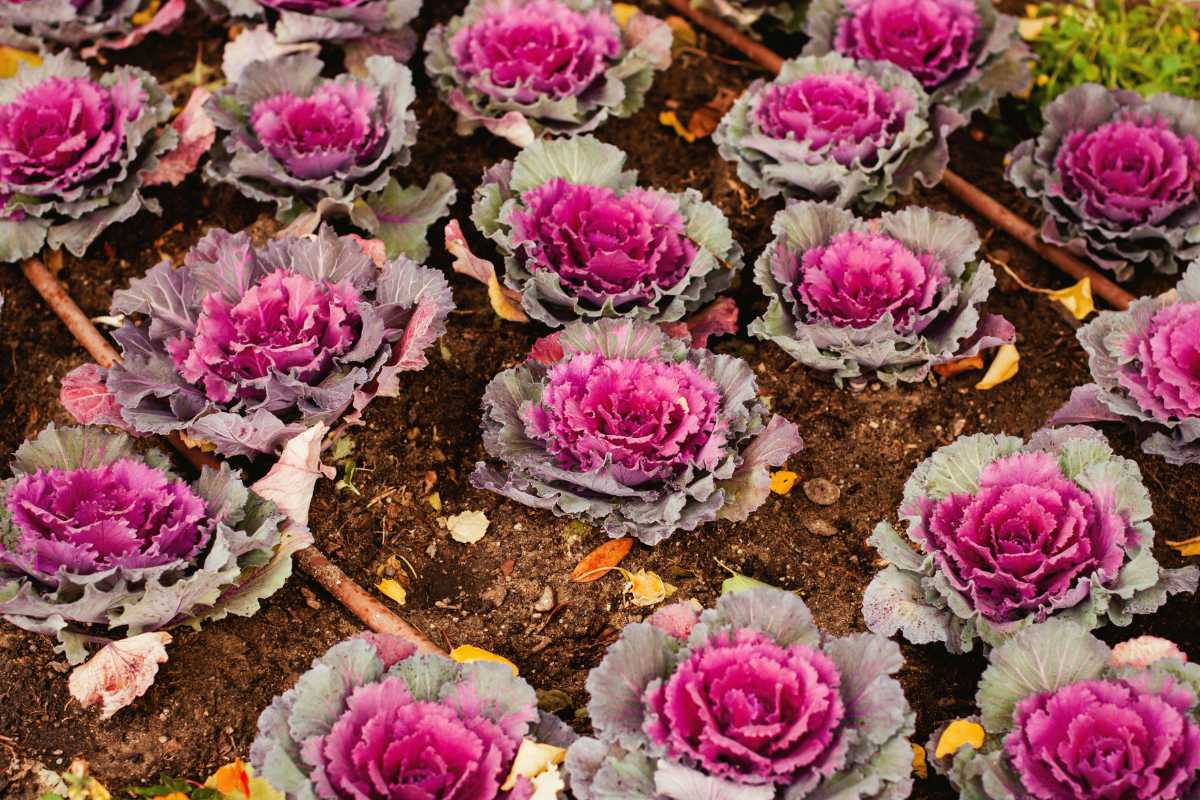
[1021,0,1200,110]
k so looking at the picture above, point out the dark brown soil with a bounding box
[1,2,1197,797]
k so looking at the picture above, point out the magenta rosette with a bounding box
[931,620,1200,800]
[714,54,950,207]
[863,427,1198,652]
[251,632,576,800]
[424,0,671,146]
[205,52,457,255]
[1007,85,1200,279]
[472,319,802,545]
[68,226,453,458]
[1052,261,1200,465]
[0,425,290,664]
[0,53,175,263]
[750,202,1014,384]
[802,0,1030,116]
[470,137,740,326]
[566,587,916,800]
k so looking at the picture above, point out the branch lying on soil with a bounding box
[21,256,445,655]
[659,0,1136,311]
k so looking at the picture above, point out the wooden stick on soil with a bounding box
[21,257,444,655]
[659,0,1136,311]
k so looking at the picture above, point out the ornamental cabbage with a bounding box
[932,620,1200,800]
[0,425,292,664]
[1051,260,1200,465]
[802,0,1030,118]
[1006,84,1200,280]
[714,53,951,208]
[863,426,1198,653]
[81,226,453,458]
[251,631,575,800]
[0,0,183,49]
[689,0,808,32]
[206,52,454,248]
[470,136,741,327]
[200,0,419,50]
[566,587,916,800]
[473,319,803,545]
[750,201,1014,384]
[0,52,175,263]
[424,0,672,147]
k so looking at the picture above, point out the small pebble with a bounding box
[533,586,556,612]
[805,520,838,538]
[500,558,516,576]
[951,417,967,437]
[803,478,840,506]
[482,583,508,609]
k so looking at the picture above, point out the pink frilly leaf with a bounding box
[251,423,335,528]
[68,632,171,719]
[60,363,130,431]
[80,0,185,58]
[142,87,216,188]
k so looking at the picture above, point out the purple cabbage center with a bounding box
[167,269,363,405]
[4,459,210,582]
[1119,301,1200,423]
[753,72,914,167]
[791,229,947,331]
[525,351,726,485]
[834,0,981,90]
[509,179,698,308]
[913,451,1131,623]
[643,628,848,786]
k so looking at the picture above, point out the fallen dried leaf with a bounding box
[68,632,171,719]
[501,740,567,792]
[975,344,1020,390]
[377,579,407,606]
[447,510,490,543]
[770,470,798,495]
[571,537,634,582]
[932,354,985,379]
[1168,535,1200,556]
[446,220,529,322]
[450,644,519,675]
[611,1,638,26]
[0,46,41,79]
[721,573,771,594]
[911,744,927,779]
[935,719,986,759]
[625,569,675,607]
[1047,277,1095,320]
[666,15,697,50]
[251,423,335,528]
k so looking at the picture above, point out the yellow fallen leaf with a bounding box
[611,2,638,27]
[447,509,490,544]
[131,0,161,25]
[911,744,927,779]
[1047,277,1094,320]
[529,768,566,800]
[501,740,567,791]
[1017,16,1053,40]
[376,579,407,606]
[1167,536,1200,557]
[427,491,442,512]
[179,431,218,453]
[625,569,676,607]
[0,46,41,79]
[666,15,697,49]
[975,345,1019,390]
[488,275,529,322]
[935,719,986,759]
[659,111,697,143]
[770,470,798,495]
[450,644,519,675]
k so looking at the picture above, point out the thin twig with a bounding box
[21,256,443,654]
[659,0,1136,311]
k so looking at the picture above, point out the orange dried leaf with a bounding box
[911,744,927,779]
[450,644,519,675]
[935,720,986,758]
[659,111,697,142]
[770,470,798,495]
[975,344,1020,390]
[0,46,41,79]
[933,354,984,379]
[571,537,634,582]
[1167,536,1200,557]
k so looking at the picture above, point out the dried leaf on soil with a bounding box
[769,470,798,495]
[935,719,985,758]
[449,644,519,675]
[933,354,984,379]
[445,220,529,322]
[571,537,634,582]
[447,510,490,543]
[1168,535,1200,556]
[0,46,40,79]
[975,344,1020,390]
[624,569,675,607]
[659,88,739,142]
[721,573,772,595]
[501,740,566,792]
[1047,277,1095,320]
[376,579,407,606]
[911,744,927,779]
[68,632,171,720]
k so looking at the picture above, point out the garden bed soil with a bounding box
[1,2,1197,797]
